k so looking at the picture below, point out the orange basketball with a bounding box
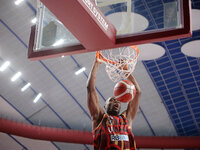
[114,80,136,103]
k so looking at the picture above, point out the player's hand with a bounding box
[118,59,128,70]
[96,58,103,64]
[96,51,103,64]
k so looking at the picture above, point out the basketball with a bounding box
[114,80,136,103]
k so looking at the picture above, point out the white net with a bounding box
[98,46,139,82]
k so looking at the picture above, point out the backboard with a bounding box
[28,0,191,60]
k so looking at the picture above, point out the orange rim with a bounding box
[96,46,139,65]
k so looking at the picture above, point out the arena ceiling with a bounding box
[0,0,200,149]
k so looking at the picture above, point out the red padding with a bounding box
[135,136,200,149]
[0,118,200,148]
[0,118,93,144]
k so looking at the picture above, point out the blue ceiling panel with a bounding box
[191,103,200,109]
[158,62,172,69]
[176,63,189,69]
[167,81,180,88]
[159,86,167,91]
[160,67,173,74]
[157,56,169,63]
[173,58,188,64]
[180,73,193,80]
[149,66,158,72]
[194,113,200,119]
[183,124,196,131]
[166,43,181,49]
[151,71,160,78]
[154,76,163,82]
[183,82,196,89]
[179,111,191,117]
[142,0,200,136]
[174,102,187,109]
[191,66,200,71]
[192,0,200,9]
[165,100,173,105]
[194,72,200,78]
[157,80,165,86]
[193,107,200,113]
[169,86,182,93]
[148,0,162,7]
[145,61,156,67]
[168,104,176,110]
[169,109,177,115]
[186,88,199,94]
[171,53,185,59]
[188,93,200,99]
[161,90,169,96]
[180,115,193,122]
[174,119,181,124]
[168,48,180,54]
[171,114,179,120]
[182,78,195,84]
[177,68,191,74]
[165,77,178,84]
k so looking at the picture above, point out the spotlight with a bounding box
[0,61,10,72]
[75,67,86,75]
[15,0,24,5]
[33,93,42,103]
[11,72,22,82]
[21,83,31,92]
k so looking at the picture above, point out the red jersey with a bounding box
[92,114,136,150]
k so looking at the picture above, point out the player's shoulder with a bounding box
[93,113,106,131]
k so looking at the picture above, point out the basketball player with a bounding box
[87,57,141,150]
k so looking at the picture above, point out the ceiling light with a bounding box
[33,93,42,103]
[11,72,22,82]
[15,0,24,5]
[0,61,10,72]
[75,67,86,75]
[21,83,31,92]
[31,17,37,24]
[61,55,65,58]
[53,39,64,46]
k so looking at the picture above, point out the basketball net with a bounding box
[96,46,139,82]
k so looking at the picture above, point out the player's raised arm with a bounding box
[87,58,104,129]
[126,75,141,127]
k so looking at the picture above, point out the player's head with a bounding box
[104,96,121,116]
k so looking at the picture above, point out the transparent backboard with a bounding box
[97,0,181,35]
[35,2,81,50]
[28,0,191,60]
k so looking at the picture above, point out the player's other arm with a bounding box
[87,59,104,128]
[125,75,141,127]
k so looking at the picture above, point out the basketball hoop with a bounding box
[96,46,139,82]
